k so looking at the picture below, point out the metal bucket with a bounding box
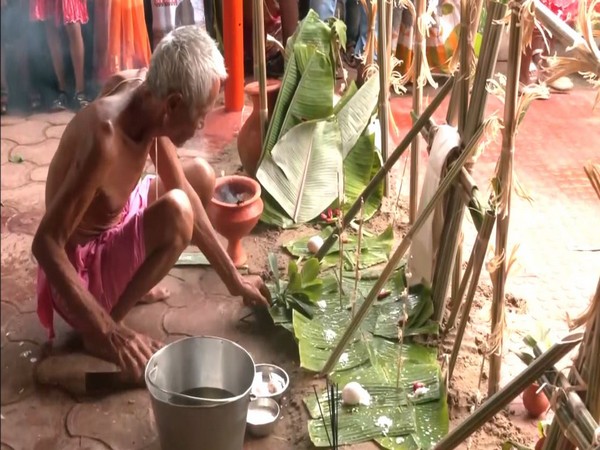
[145,336,255,450]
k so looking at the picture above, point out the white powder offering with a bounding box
[247,407,277,425]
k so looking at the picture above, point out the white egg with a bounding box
[341,382,371,406]
[307,235,324,254]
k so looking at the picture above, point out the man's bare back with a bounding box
[33,27,271,383]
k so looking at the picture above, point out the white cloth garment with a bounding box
[407,125,461,287]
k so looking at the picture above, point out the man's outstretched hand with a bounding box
[105,325,163,383]
[235,275,271,308]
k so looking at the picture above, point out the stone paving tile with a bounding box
[66,390,156,450]
[30,166,49,183]
[1,183,46,211]
[12,138,60,167]
[0,120,51,145]
[1,161,36,190]
[1,388,75,449]
[1,341,42,405]
[1,139,16,165]
[4,311,49,346]
[31,111,74,126]
[46,124,67,139]
[0,302,18,348]
[60,437,112,450]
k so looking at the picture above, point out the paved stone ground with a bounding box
[1,78,599,450]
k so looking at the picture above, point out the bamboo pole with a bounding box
[253,0,269,144]
[431,0,506,323]
[409,0,426,224]
[488,0,522,397]
[448,210,496,379]
[433,332,584,450]
[451,237,463,312]
[315,76,455,260]
[457,0,471,133]
[377,0,390,196]
[320,123,485,376]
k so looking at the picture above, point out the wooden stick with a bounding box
[488,0,522,396]
[316,76,455,260]
[433,332,584,450]
[448,210,496,379]
[409,0,427,224]
[377,0,390,196]
[254,0,269,145]
[451,235,464,314]
[320,123,484,375]
[445,237,475,331]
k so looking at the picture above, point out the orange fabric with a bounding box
[95,0,152,83]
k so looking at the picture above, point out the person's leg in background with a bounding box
[63,0,90,109]
[309,0,336,19]
[279,0,299,46]
[1,0,9,114]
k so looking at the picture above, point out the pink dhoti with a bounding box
[37,176,154,339]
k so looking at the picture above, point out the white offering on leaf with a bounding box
[307,235,324,254]
[341,382,371,406]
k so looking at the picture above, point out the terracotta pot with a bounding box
[523,384,550,418]
[208,175,264,267]
[535,436,546,450]
[237,79,282,177]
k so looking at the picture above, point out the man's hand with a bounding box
[104,325,163,382]
[233,275,271,308]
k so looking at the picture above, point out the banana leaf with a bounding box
[298,337,370,372]
[284,9,335,61]
[257,118,344,223]
[308,403,416,447]
[305,382,441,419]
[284,225,393,269]
[376,399,450,450]
[258,67,380,225]
[338,132,384,220]
[261,10,334,163]
[336,74,380,157]
[277,46,335,144]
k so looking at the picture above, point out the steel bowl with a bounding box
[246,397,280,437]
[251,364,290,402]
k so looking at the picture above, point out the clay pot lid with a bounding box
[245,79,282,95]
[211,175,262,208]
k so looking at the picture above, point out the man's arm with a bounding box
[151,136,247,292]
[32,123,116,337]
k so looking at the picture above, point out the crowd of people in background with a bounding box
[0,0,586,117]
[0,0,208,115]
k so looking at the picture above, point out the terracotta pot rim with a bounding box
[211,175,262,208]
[244,79,282,95]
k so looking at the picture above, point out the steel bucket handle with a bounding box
[146,364,233,407]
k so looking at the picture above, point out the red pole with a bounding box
[222,0,245,112]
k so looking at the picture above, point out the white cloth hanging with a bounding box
[407,125,460,287]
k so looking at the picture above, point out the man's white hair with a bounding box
[146,26,227,112]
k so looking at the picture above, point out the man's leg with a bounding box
[148,157,216,208]
[109,189,194,322]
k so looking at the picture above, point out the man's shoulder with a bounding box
[63,105,116,162]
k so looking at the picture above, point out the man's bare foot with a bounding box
[139,286,171,304]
